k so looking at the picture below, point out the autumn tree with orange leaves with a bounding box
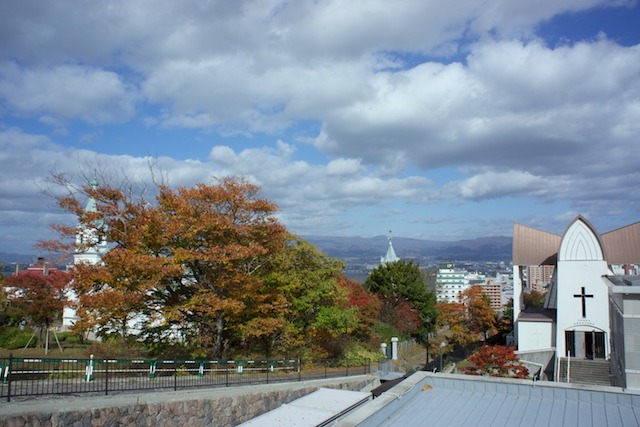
[338,276,381,342]
[42,176,288,358]
[460,285,496,340]
[4,268,70,347]
[462,345,528,378]
[434,301,474,350]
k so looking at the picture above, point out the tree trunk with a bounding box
[214,314,225,359]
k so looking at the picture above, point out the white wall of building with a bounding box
[555,220,612,358]
[517,321,554,352]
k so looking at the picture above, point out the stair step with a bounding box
[557,358,612,386]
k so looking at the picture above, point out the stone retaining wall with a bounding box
[0,376,379,427]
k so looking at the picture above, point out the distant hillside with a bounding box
[0,252,36,265]
[303,235,512,262]
[0,235,513,273]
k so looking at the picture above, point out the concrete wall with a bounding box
[516,348,555,380]
[0,376,379,427]
[620,294,640,389]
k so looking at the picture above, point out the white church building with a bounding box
[62,180,110,330]
[513,215,640,387]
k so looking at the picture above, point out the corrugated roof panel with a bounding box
[505,397,530,425]
[534,398,555,426]
[241,387,370,427]
[448,391,483,425]
[617,405,639,426]
[519,398,542,427]
[347,372,640,427]
[604,403,624,425]
[548,399,567,427]
[475,393,506,426]
[577,401,595,427]
[564,400,580,426]
[492,394,519,425]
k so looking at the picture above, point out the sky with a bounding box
[1,0,640,256]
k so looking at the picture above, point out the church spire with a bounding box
[74,179,108,265]
[380,230,400,264]
[83,179,100,214]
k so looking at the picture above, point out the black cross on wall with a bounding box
[573,286,594,318]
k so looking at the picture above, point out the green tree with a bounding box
[495,298,513,343]
[523,290,546,308]
[365,260,436,335]
[260,236,358,358]
[421,268,438,293]
[0,263,7,325]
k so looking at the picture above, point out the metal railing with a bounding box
[0,356,374,402]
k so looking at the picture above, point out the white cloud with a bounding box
[0,63,136,124]
[312,36,640,183]
[326,158,363,176]
[448,170,549,200]
[1,0,640,252]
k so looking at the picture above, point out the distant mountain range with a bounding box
[0,252,37,265]
[0,235,513,272]
[303,235,513,262]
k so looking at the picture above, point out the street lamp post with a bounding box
[439,342,446,372]
[424,316,430,369]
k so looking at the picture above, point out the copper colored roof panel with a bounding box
[512,223,561,266]
[601,222,640,264]
[513,219,640,266]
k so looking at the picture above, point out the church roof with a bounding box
[84,179,99,213]
[512,223,561,265]
[518,307,556,322]
[513,217,640,266]
[380,233,400,264]
[82,179,106,229]
[601,222,640,264]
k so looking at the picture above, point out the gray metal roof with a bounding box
[605,275,640,293]
[240,387,371,427]
[338,372,640,427]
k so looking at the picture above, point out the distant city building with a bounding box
[480,279,503,313]
[611,264,639,275]
[436,263,469,303]
[380,232,400,264]
[495,272,514,308]
[525,265,554,293]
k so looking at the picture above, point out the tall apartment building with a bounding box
[480,279,503,313]
[436,263,469,303]
[525,265,554,293]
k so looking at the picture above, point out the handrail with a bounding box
[0,356,375,402]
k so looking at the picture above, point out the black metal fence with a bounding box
[0,356,374,402]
